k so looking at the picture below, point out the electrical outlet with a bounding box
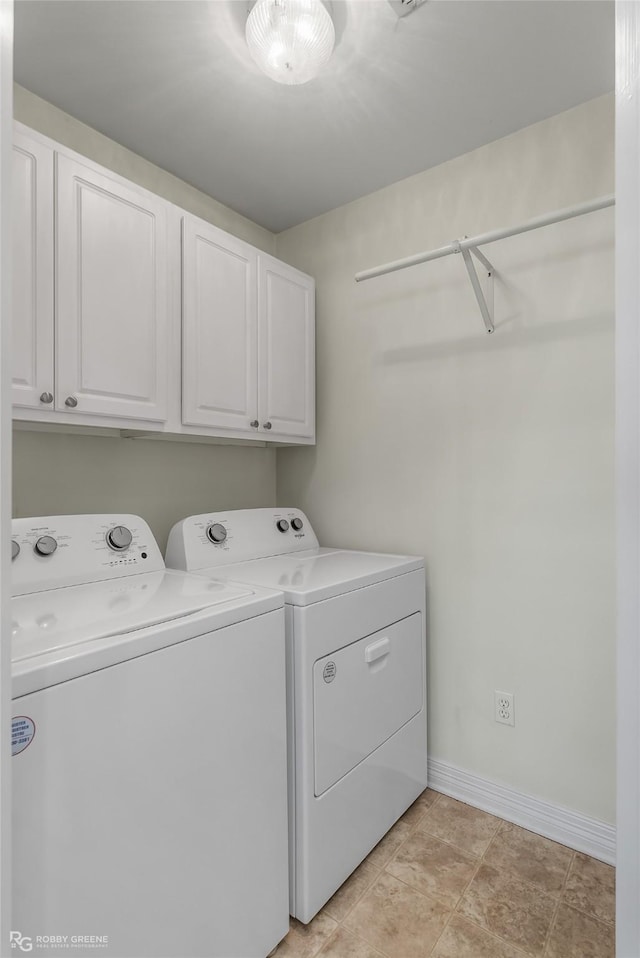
[495,690,515,726]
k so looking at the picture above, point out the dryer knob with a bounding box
[11,540,20,561]
[276,520,290,533]
[106,526,133,551]
[34,535,57,557]
[291,518,304,531]
[207,523,227,544]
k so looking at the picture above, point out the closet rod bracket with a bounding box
[453,241,495,333]
[354,194,614,336]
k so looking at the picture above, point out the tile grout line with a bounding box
[425,905,458,956]
[323,868,380,927]
[299,791,613,958]
[564,901,617,928]
[426,819,506,957]
[338,792,467,957]
[454,829,607,958]
[322,922,390,958]
[550,851,616,928]
[404,796,503,955]
[337,924,391,958]
[541,849,576,957]
[445,815,557,958]
[559,900,618,932]
[417,828,497,860]
[393,794,611,957]
[316,791,443,956]
[417,799,612,956]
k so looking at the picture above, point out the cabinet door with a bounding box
[56,154,169,422]
[182,215,258,431]
[258,255,315,439]
[12,131,54,410]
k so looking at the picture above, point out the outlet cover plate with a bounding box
[495,690,515,726]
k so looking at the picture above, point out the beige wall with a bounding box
[12,85,616,822]
[12,85,278,548]
[13,430,275,553]
[276,95,615,823]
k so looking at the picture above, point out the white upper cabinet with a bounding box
[56,153,170,422]
[258,255,315,440]
[12,123,315,443]
[182,216,258,432]
[182,220,315,442]
[12,131,54,410]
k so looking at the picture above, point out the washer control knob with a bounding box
[106,526,133,551]
[207,523,227,544]
[276,519,290,533]
[34,535,57,557]
[11,540,20,561]
[291,518,304,531]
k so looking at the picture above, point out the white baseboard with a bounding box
[427,757,616,866]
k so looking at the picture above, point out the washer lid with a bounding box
[11,570,257,664]
[207,548,424,606]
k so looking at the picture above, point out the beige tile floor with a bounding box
[273,789,615,958]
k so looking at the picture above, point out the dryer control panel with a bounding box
[11,514,164,596]
[166,508,319,572]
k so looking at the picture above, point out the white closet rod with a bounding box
[354,194,615,284]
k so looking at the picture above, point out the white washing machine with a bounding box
[11,514,289,958]
[166,508,428,923]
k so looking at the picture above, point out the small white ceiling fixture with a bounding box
[245,0,335,85]
[388,0,427,18]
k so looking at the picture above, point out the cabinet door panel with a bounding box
[56,154,169,421]
[258,256,315,439]
[12,132,54,409]
[182,216,257,431]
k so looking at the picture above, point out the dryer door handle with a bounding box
[365,637,390,664]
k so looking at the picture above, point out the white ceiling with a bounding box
[14,0,614,233]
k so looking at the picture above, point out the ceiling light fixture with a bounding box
[246,0,335,86]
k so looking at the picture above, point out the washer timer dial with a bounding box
[34,535,57,557]
[276,520,290,533]
[106,526,133,552]
[207,523,227,544]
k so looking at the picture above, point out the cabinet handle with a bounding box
[65,396,78,408]
[263,421,272,430]
[39,392,53,405]
[249,420,259,428]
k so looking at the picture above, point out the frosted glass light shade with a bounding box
[246,0,335,85]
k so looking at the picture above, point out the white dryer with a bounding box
[166,508,428,923]
[11,514,289,958]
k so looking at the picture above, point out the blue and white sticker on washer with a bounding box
[12,716,35,756]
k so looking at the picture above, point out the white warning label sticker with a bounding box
[12,716,35,756]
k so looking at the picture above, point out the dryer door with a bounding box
[313,612,424,796]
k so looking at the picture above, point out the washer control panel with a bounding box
[166,508,318,572]
[11,514,164,596]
